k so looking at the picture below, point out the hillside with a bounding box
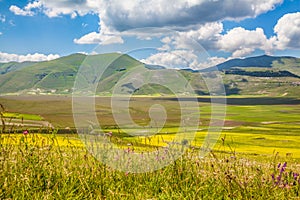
[202,55,299,71]
[0,54,299,97]
[0,53,142,95]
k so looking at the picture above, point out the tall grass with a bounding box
[0,132,299,199]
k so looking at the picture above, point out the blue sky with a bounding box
[0,0,299,68]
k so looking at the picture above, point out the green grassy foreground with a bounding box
[1,95,300,198]
[1,133,300,199]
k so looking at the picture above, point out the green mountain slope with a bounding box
[0,61,37,75]
[0,54,299,97]
[0,53,144,94]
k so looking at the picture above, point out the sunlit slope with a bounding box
[0,54,299,96]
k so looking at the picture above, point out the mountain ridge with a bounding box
[0,53,299,96]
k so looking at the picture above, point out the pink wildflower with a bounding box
[107,131,113,137]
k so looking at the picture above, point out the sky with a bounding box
[0,0,299,69]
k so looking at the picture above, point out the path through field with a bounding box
[0,118,54,129]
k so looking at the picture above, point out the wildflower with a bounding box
[276,174,282,184]
[23,130,29,135]
[280,162,287,173]
[271,173,275,181]
[293,173,299,180]
[125,148,131,153]
[277,163,281,169]
[282,162,287,168]
[107,131,112,137]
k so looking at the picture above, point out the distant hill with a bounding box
[0,53,143,95]
[203,55,299,71]
[0,54,299,97]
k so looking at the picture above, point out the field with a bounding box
[1,95,300,199]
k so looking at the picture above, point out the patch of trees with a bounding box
[224,69,300,78]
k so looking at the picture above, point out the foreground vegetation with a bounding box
[1,95,300,198]
[1,133,300,199]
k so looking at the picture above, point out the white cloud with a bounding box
[197,56,228,69]
[9,5,35,16]
[0,52,60,63]
[172,22,223,50]
[9,1,96,18]
[142,50,229,69]
[217,27,273,57]
[141,50,198,69]
[74,31,124,45]
[156,23,273,58]
[252,0,284,16]
[11,0,299,62]
[99,0,283,31]
[33,0,99,18]
[0,32,2,36]
[9,1,42,16]
[17,0,283,41]
[17,0,284,26]
[273,12,300,49]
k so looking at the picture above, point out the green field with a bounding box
[1,95,299,157]
[1,95,300,198]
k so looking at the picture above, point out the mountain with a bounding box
[0,53,143,95]
[203,55,299,71]
[0,61,37,74]
[0,54,299,97]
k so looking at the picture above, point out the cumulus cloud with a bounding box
[15,0,282,35]
[141,50,199,69]
[9,5,34,16]
[9,1,42,16]
[171,22,223,50]
[197,56,229,69]
[273,12,300,49]
[217,27,273,57]
[99,0,283,31]
[157,23,273,58]
[36,0,102,18]
[13,0,283,26]
[142,50,229,70]
[74,31,124,45]
[11,0,300,63]
[0,52,60,63]
[9,0,98,18]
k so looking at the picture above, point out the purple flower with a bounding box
[23,130,29,135]
[277,163,281,169]
[293,173,299,180]
[283,162,287,168]
[280,162,287,173]
[271,174,275,181]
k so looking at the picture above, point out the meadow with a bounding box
[1,95,300,199]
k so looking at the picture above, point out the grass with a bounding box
[1,132,300,199]
[1,95,300,156]
[3,112,43,121]
[1,95,300,198]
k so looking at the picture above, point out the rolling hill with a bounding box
[210,55,297,70]
[0,53,299,97]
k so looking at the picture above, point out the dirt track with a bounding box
[0,119,54,128]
